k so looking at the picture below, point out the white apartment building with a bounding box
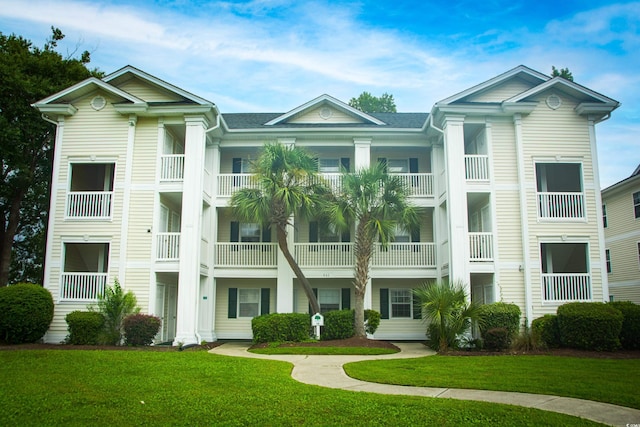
[34,65,619,345]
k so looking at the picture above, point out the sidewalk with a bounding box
[210,342,640,427]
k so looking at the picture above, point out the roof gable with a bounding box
[34,77,144,106]
[506,77,619,106]
[264,94,386,126]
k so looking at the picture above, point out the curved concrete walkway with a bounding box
[210,342,640,427]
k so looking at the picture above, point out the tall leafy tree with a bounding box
[229,142,327,314]
[551,66,574,81]
[0,27,99,286]
[326,163,418,337]
[348,92,397,113]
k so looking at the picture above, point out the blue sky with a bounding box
[1,0,638,187]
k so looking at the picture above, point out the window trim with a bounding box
[389,288,412,318]
[318,158,340,173]
[237,288,261,318]
[602,204,608,228]
[633,191,640,219]
[317,288,341,313]
[605,248,611,274]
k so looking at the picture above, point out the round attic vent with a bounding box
[319,107,333,120]
[545,94,562,110]
[91,95,106,111]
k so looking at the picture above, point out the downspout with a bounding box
[41,113,58,126]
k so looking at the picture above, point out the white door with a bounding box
[167,285,178,340]
[155,283,166,342]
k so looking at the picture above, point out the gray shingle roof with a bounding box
[222,112,428,130]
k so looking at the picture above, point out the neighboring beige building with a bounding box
[602,165,640,303]
[33,65,619,344]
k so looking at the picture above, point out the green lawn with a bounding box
[0,350,606,426]
[344,355,640,409]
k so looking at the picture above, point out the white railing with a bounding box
[469,232,493,261]
[537,192,585,219]
[66,191,113,219]
[217,174,256,196]
[542,273,591,302]
[60,272,108,301]
[215,243,278,267]
[392,173,434,197]
[156,232,180,260]
[465,155,490,181]
[160,154,185,181]
[372,243,437,267]
[319,173,343,193]
[294,243,354,267]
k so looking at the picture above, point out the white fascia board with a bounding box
[31,103,78,116]
[506,77,620,107]
[501,101,538,114]
[435,104,503,115]
[602,174,640,197]
[34,77,144,105]
[575,102,620,116]
[264,94,386,126]
[223,126,423,135]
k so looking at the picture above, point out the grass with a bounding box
[344,355,640,409]
[250,346,397,355]
[0,350,606,426]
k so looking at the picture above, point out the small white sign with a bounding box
[311,313,324,326]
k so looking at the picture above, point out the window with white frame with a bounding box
[393,225,411,243]
[634,191,640,219]
[240,223,261,242]
[238,289,260,317]
[318,289,341,313]
[605,249,612,273]
[602,204,608,228]
[387,159,409,173]
[390,289,412,318]
[637,242,640,269]
[540,242,591,302]
[61,242,110,301]
[318,158,340,173]
[535,162,584,219]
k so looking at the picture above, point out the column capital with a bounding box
[278,137,296,147]
[184,115,209,126]
[353,137,372,146]
[442,114,465,127]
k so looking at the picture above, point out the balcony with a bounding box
[294,243,353,267]
[537,192,585,220]
[542,273,591,302]
[217,174,256,197]
[160,154,185,181]
[465,155,490,181]
[372,243,436,268]
[60,273,108,301]
[66,191,113,219]
[215,243,277,267]
[392,173,434,197]
[157,232,180,260]
[469,232,493,261]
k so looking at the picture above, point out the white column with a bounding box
[276,217,295,313]
[174,116,207,345]
[118,115,137,288]
[353,138,371,170]
[443,115,470,290]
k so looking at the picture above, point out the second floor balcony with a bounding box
[66,191,113,219]
[537,192,585,220]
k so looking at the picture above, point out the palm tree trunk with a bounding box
[353,223,373,338]
[276,224,320,314]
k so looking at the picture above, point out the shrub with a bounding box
[557,302,623,351]
[124,314,162,346]
[477,302,521,346]
[608,301,640,350]
[65,311,104,345]
[0,283,54,344]
[93,280,139,345]
[531,314,560,348]
[364,309,381,335]
[483,327,510,350]
[252,313,310,343]
[322,310,354,340]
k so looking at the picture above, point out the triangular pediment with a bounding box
[264,94,386,125]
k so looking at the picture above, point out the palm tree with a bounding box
[229,142,328,314]
[412,279,480,352]
[326,163,419,337]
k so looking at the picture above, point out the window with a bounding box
[602,204,608,228]
[637,242,640,269]
[318,158,340,173]
[535,163,584,219]
[318,289,341,313]
[634,192,640,219]
[66,163,115,218]
[238,289,260,317]
[387,159,409,173]
[240,223,260,242]
[540,242,591,302]
[61,242,109,301]
[390,289,412,318]
[393,225,411,243]
[605,249,611,273]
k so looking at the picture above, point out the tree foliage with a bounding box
[0,28,100,286]
[348,92,397,113]
[92,279,140,345]
[551,66,574,81]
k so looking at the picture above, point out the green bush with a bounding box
[364,309,381,335]
[124,314,162,346]
[608,301,640,350]
[531,314,561,348]
[252,313,310,343]
[483,327,510,351]
[0,283,54,344]
[93,280,139,345]
[557,302,623,351]
[65,311,105,345]
[477,302,521,346]
[322,310,354,340]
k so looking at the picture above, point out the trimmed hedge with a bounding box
[483,327,510,350]
[608,301,640,350]
[531,314,560,348]
[252,313,310,343]
[124,314,162,346]
[557,302,623,351]
[478,302,521,345]
[65,311,105,345]
[0,283,54,344]
[322,310,354,340]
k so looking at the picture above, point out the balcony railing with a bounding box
[392,173,434,197]
[217,174,256,196]
[542,273,591,302]
[156,232,180,260]
[60,272,108,301]
[66,191,113,219]
[295,243,354,267]
[469,232,493,261]
[372,243,437,268]
[465,155,490,181]
[160,154,185,181]
[537,192,585,219]
[215,243,278,267]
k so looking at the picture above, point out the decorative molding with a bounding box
[545,94,562,110]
